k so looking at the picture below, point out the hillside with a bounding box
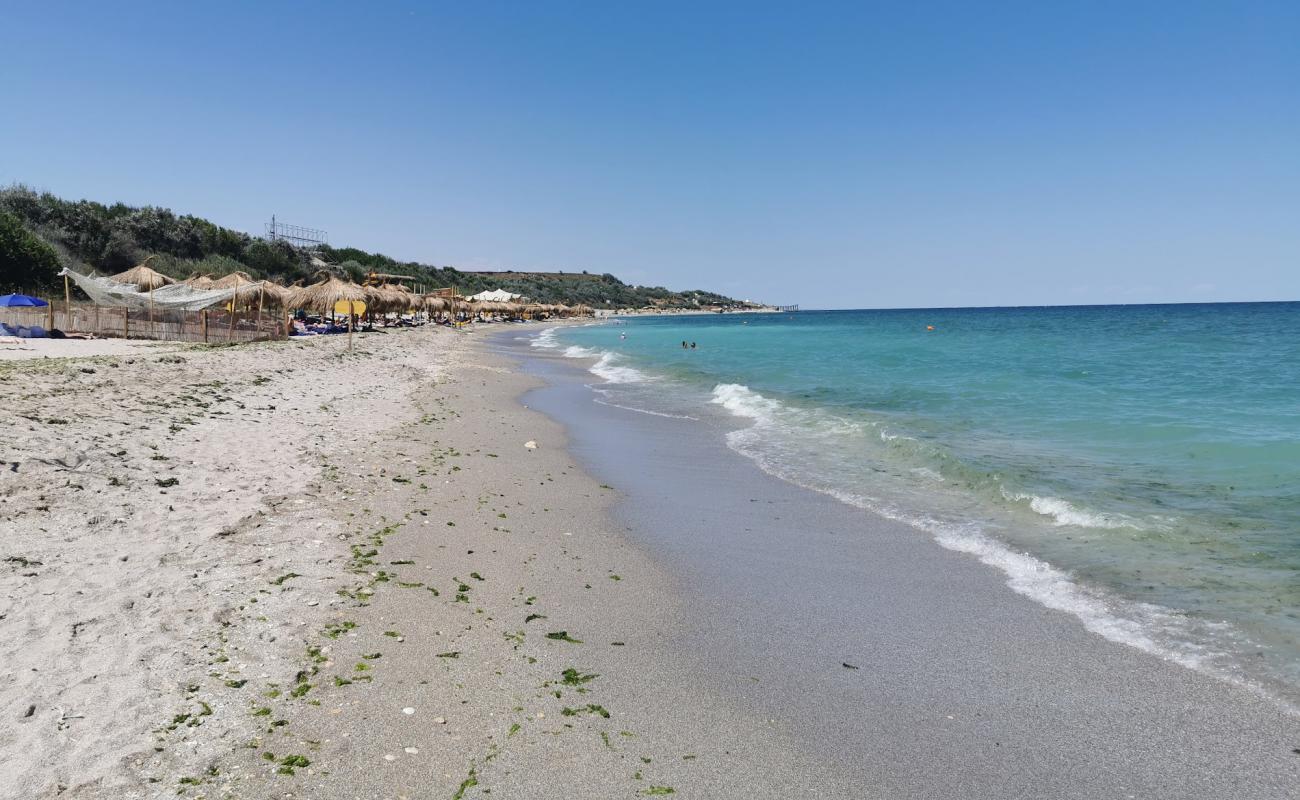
[0,186,756,309]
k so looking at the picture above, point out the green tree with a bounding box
[0,210,62,293]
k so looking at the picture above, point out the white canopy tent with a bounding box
[466,288,524,302]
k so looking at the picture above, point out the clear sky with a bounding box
[3,1,1297,309]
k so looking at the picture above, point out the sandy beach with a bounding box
[4,323,1298,799]
[0,326,839,799]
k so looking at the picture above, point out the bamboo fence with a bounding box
[0,303,286,344]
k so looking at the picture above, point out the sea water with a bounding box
[532,304,1300,705]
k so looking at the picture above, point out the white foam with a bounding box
[910,466,944,482]
[702,383,1284,706]
[531,327,560,349]
[587,351,648,384]
[1005,491,1141,530]
[560,344,598,358]
[592,396,698,420]
[710,383,783,423]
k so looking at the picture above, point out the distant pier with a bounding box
[775,304,799,312]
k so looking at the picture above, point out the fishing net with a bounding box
[60,268,237,312]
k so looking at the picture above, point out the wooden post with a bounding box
[202,309,208,343]
[46,300,54,331]
[227,278,239,342]
[64,274,71,318]
[123,307,130,338]
[347,301,354,350]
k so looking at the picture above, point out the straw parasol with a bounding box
[288,274,369,348]
[185,273,219,289]
[210,271,257,289]
[109,256,176,291]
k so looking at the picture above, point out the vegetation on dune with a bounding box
[0,184,751,308]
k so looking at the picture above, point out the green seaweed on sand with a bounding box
[524,613,546,623]
[269,572,300,586]
[642,787,675,795]
[546,631,582,643]
[451,766,479,800]
[252,707,271,716]
[561,704,610,719]
[508,723,522,737]
[437,651,461,659]
[560,668,598,686]
[383,630,401,637]
[277,754,310,776]
[323,620,357,639]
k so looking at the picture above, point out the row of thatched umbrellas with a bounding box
[107,262,591,320]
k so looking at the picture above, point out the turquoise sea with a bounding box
[533,304,1300,704]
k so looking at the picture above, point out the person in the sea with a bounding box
[681,340,688,349]
[690,342,696,349]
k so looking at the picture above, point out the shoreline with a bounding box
[531,315,1300,711]
[506,327,1300,797]
[4,321,1296,798]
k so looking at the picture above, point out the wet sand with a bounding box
[503,330,1300,799]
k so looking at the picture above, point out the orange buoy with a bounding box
[926,325,935,331]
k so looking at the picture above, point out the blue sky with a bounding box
[3,1,1297,308]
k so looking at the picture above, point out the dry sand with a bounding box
[0,337,186,362]
[1,325,837,799]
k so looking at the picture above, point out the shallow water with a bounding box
[534,304,1300,703]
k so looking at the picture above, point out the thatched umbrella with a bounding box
[362,284,390,314]
[288,274,369,349]
[397,285,423,312]
[109,257,175,291]
[233,280,291,331]
[211,271,256,289]
[185,273,218,289]
[109,257,176,323]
